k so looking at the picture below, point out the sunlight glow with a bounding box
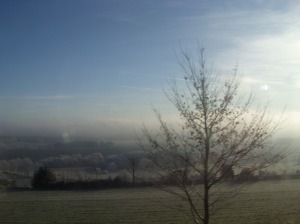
[260,85,269,91]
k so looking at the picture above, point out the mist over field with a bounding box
[0,135,298,173]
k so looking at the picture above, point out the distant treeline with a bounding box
[32,177,153,191]
[55,179,152,190]
[0,151,148,177]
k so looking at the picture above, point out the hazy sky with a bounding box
[1,0,300,143]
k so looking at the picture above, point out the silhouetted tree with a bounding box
[139,47,285,224]
[128,157,140,184]
[31,166,56,189]
[220,164,234,180]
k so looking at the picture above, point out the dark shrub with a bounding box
[31,166,56,189]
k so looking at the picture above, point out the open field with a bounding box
[1,179,300,224]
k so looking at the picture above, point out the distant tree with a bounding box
[237,168,255,181]
[0,173,11,187]
[220,164,234,180]
[31,166,56,189]
[20,158,34,175]
[128,157,139,184]
[139,47,285,224]
[116,169,131,182]
[8,159,19,173]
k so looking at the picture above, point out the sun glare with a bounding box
[260,84,269,91]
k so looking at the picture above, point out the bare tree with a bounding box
[139,47,285,224]
[128,157,138,184]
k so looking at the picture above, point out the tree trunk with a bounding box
[131,160,136,184]
[203,138,210,224]
[203,183,209,224]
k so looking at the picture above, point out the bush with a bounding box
[0,173,11,187]
[236,168,256,182]
[31,166,56,189]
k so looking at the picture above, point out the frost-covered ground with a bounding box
[1,179,300,224]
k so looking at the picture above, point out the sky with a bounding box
[1,0,300,144]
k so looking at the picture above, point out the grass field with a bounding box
[1,179,300,224]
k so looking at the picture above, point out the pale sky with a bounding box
[1,0,300,143]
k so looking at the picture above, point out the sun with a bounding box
[261,85,269,91]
